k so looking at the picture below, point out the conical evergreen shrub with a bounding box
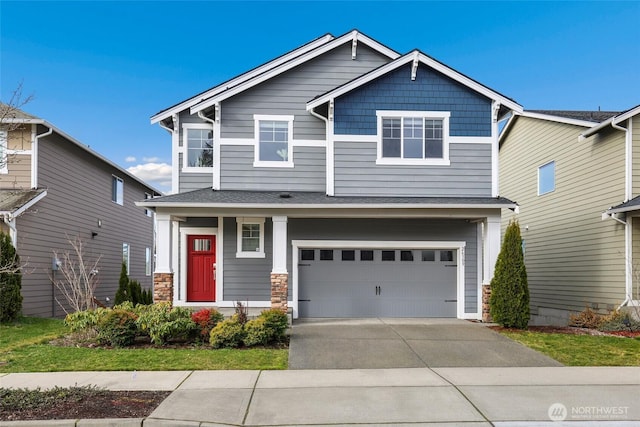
[489,220,530,329]
[0,232,22,322]
[114,262,129,305]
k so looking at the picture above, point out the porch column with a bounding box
[154,213,174,303]
[271,216,288,311]
[482,215,501,321]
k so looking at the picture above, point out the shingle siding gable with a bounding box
[334,63,492,136]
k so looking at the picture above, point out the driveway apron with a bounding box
[288,318,562,369]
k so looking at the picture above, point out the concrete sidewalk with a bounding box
[2,367,640,426]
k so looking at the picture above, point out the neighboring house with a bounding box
[140,30,522,320]
[0,106,160,317]
[499,106,640,325]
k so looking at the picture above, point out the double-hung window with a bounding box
[183,124,213,171]
[236,217,265,258]
[538,161,555,195]
[253,115,293,167]
[377,111,450,165]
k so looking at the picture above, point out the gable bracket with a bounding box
[171,114,179,133]
[492,103,501,122]
[351,38,357,60]
[328,99,334,122]
[411,52,420,81]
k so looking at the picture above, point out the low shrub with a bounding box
[210,318,245,349]
[568,306,604,329]
[259,309,288,342]
[97,309,138,347]
[234,301,248,325]
[191,308,224,342]
[64,308,110,332]
[598,310,640,332]
[136,303,197,345]
[243,317,269,347]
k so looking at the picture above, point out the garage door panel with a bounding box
[298,248,457,318]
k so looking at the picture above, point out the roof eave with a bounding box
[519,111,597,127]
[580,105,640,140]
[137,201,516,210]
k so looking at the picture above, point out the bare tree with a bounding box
[51,235,101,314]
[0,81,35,124]
[1,81,35,174]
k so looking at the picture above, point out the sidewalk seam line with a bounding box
[174,370,195,390]
[241,369,262,425]
[429,368,494,426]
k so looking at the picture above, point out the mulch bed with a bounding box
[490,325,640,338]
[0,390,170,421]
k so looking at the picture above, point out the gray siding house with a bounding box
[500,106,640,325]
[0,107,159,317]
[141,30,523,319]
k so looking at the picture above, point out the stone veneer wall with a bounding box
[154,272,174,304]
[270,273,288,312]
[482,284,492,322]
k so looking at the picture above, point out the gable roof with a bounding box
[150,32,336,124]
[306,50,522,114]
[0,189,47,218]
[1,107,162,195]
[188,30,400,115]
[607,195,640,214]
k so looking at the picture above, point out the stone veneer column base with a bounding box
[154,272,174,304]
[482,284,492,323]
[270,273,288,312]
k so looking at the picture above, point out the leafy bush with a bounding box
[210,318,246,349]
[489,220,530,329]
[136,303,197,345]
[243,309,288,347]
[0,232,22,323]
[97,309,138,347]
[598,310,640,332]
[569,306,604,329]
[64,308,110,332]
[191,308,224,342]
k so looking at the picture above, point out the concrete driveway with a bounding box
[289,318,562,369]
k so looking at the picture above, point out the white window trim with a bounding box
[236,217,266,258]
[253,114,294,168]
[122,242,130,272]
[538,160,556,195]
[0,130,7,174]
[145,247,152,276]
[112,175,124,205]
[181,123,214,173]
[375,110,451,166]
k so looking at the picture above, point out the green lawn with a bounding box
[0,317,287,372]
[500,330,640,366]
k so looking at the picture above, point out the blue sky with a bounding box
[1,1,639,193]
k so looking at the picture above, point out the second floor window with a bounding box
[112,176,124,205]
[186,128,213,168]
[376,111,450,165]
[253,115,294,167]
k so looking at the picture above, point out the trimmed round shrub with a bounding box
[259,309,288,342]
[210,319,245,349]
[97,309,138,347]
[243,318,269,347]
[136,303,197,345]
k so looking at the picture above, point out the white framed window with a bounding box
[538,161,555,195]
[144,192,153,217]
[236,217,265,258]
[182,124,213,172]
[376,111,450,166]
[253,115,294,168]
[122,242,130,272]
[112,176,124,205]
[145,247,152,276]
[0,130,7,174]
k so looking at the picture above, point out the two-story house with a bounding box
[0,105,160,317]
[140,30,522,319]
[500,106,640,325]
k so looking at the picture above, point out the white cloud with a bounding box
[143,156,161,163]
[125,156,137,163]
[127,162,172,193]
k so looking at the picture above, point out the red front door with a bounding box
[187,235,216,302]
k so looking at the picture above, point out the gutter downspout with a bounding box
[32,125,53,188]
[309,105,332,196]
